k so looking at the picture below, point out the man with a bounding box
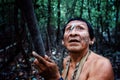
[32,17,114,80]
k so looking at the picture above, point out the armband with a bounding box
[58,77,64,80]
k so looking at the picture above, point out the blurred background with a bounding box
[0,0,120,80]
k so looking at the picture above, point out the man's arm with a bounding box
[88,58,114,80]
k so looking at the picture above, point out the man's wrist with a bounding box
[58,77,63,80]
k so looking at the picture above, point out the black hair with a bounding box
[63,17,94,40]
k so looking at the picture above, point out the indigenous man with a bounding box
[33,17,114,80]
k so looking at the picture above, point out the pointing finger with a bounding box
[32,51,47,66]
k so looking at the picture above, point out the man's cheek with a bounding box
[81,36,89,44]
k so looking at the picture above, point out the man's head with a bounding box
[62,17,95,53]
[63,17,94,40]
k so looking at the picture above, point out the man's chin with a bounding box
[68,49,81,53]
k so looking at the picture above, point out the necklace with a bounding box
[63,50,91,80]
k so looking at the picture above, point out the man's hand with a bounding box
[32,51,61,80]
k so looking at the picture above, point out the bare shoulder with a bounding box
[88,51,114,80]
[90,51,112,68]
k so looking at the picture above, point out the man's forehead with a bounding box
[66,20,88,29]
[67,20,87,26]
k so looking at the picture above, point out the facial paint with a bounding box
[70,24,76,31]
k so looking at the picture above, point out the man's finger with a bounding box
[32,51,47,66]
[44,55,54,63]
[33,59,45,70]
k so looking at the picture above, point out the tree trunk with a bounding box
[87,0,91,22]
[115,0,119,44]
[80,0,84,17]
[56,0,61,45]
[17,0,46,56]
[46,0,52,52]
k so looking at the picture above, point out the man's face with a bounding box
[63,20,91,53]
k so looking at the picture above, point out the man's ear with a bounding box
[62,40,64,45]
[89,38,95,45]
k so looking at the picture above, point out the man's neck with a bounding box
[69,49,89,66]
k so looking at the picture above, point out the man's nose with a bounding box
[69,27,78,36]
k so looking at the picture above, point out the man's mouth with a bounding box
[69,39,80,43]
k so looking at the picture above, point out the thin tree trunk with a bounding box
[1,0,5,21]
[87,0,91,22]
[46,0,52,52]
[56,0,61,45]
[115,0,119,44]
[80,0,84,17]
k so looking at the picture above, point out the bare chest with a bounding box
[67,62,90,80]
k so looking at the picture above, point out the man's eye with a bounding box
[66,26,72,31]
[69,27,72,30]
[65,27,71,31]
[76,27,84,30]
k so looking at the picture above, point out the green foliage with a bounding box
[34,0,119,31]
